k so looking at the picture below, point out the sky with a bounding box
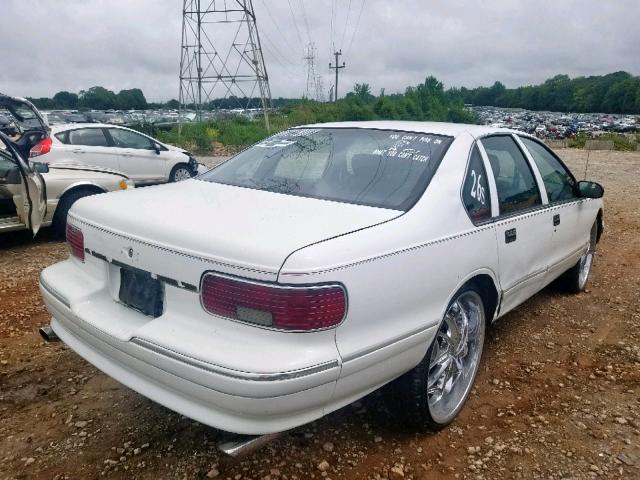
[1,0,639,102]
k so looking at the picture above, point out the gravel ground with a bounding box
[0,149,638,480]
[198,156,231,170]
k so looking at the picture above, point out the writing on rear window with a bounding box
[256,128,321,148]
[202,128,453,211]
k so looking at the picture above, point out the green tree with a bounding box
[165,99,180,109]
[78,86,118,110]
[52,91,78,109]
[116,88,148,110]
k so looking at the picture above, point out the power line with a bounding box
[329,0,335,52]
[258,0,299,58]
[260,33,299,78]
[345,0,366,58]
[286,0,305,47]
[340,0,353,50]
[298,0,312,44]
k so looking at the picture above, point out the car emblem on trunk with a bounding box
[127,247,134,259]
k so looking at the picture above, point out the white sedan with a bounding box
[40,121,604,438]
[31,123,203,185]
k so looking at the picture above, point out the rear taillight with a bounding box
[66,223,84,261]
[29,137,53,158]
[200,274,346,331]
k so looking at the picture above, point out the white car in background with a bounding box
[1,94,134,237]
[40,122,604,438]
[31,124,202,185]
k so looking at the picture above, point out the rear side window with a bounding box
[519,137,577,202]
[68,128,109,147]
[481,135,541,215]
[54,132,68,144]
[462,146,491,223]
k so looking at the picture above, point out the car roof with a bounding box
[295,120,519,138]
[50,123,131,132]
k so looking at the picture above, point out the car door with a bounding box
[478,135,551,315]
[0,135,46,234]
[517,136,587,282]
[105,128,166,184]
[66,128,120,171]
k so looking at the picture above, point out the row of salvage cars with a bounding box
[27,97,605,452]
[0,93,203,236]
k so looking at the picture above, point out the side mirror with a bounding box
[153,143,162,155]
[32,162,50,174]
[577,180,604,199]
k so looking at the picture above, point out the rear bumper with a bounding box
[40,269,339,435]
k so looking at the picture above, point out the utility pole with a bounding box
[329,50,345,102]
[179,0,272,131]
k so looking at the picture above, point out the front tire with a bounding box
[562,222,598,293]
[386,286,486,431]
[51,189,99,238]
[169,163,194,182]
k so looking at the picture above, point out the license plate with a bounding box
[119,267,164,317]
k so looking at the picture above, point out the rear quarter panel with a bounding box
[279,132,500,409]
[44,168,126,199]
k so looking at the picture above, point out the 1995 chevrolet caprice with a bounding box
[40,122,604,436]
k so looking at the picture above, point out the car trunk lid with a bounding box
[70,179,400,282]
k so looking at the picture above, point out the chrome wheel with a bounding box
[578,240,595,290]
[173,167,193,182]
[427,290,485,424]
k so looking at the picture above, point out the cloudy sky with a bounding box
[1,0,639,102]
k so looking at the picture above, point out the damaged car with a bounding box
[0,93,134,236]
[36,124,204,185]
[40,121,604,439]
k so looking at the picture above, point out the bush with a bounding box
[134,77,480,154]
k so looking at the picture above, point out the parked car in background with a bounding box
[30,124,203,185]
[0,94,134,236]
[41,122,604,437]
[1,93,50,159]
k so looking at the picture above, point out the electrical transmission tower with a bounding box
[303,43,317,100]
[179,0,272,129]
[303,43,325,102]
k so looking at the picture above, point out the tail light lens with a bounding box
[66,223,84,261]
[30,137,53,158]
[201,274,346,331]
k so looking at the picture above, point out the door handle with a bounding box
[505,228,517,244]
[553,214,560,226]
[72,149,84,154]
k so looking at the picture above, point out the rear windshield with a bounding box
[200,128,452,210]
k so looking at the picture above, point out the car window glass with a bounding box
[68,128,109,147]
[54,132,68,144]
[519,137,576,202]
[0,149,17,179]
[202,128,453,211]
[481,135,541,215]
[462,146,491,222]
[108,128,154,150]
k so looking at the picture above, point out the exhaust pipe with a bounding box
[39,325,60,342]
[218,433,282,457]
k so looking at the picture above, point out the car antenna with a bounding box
[583,146,591,180]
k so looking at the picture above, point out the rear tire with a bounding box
[51,189,99,238]
[385,285,486,431]
[561,222,598,294]
[169,163,193,182]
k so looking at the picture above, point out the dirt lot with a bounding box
[1,149,638,480]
